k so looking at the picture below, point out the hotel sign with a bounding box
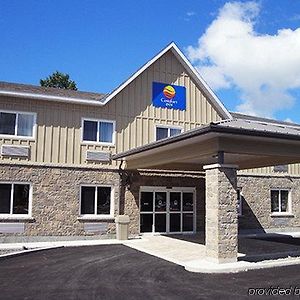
[152,82,186,110]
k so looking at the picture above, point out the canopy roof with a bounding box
[113,115,300,171]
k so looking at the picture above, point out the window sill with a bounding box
[0,216,35,222]
[0,135,35,141]
[81,141,115,147]
[270,213,294,218]
[77,216,115,222]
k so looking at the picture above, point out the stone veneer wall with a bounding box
[237,174,300,233]
[122,171,205,236]
[2,164,300,239]
[0,164,120,237]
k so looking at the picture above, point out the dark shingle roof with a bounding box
[0,81,107,101]
[215,118,300,136]
[231,112,300,128]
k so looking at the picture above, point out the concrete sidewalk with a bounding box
[124,235,206,266]
[124,235,300,273]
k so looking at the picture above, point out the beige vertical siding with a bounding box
[0,48,300,175]
[240,164,300,176]
[0,50,223,168]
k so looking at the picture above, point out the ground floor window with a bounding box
[0,183,31,216]
[80,185,113,218]
[140,187,195,234]
[271,189,291,214]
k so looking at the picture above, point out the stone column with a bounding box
[204,163,238,263]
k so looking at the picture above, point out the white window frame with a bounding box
[270,188,292,215]
[0,182,32,219]
[81,117,116,146]
[154,124,183,141]
[79,184,114,220]
[0,109,37,140]
[237,188,242,216]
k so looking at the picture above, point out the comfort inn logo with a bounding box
[152,82,186,111]
[163,85,176,99]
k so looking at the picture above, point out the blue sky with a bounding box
[1,0,300,121]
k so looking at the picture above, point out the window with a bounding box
[271,189,290,214]
[0,111,35,138]
[155,125,182,141]
[80,186,113,218]
[82,119,115,144]
[0,183,31,216]
[237,189,242,216]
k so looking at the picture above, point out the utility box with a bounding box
[115,215,130,240]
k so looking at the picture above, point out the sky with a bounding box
[0,0,300,122]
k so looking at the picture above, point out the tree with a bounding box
[40,71,78,90]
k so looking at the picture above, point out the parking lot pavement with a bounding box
[1,245,300,300]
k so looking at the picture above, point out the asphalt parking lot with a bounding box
[1,245,300,300]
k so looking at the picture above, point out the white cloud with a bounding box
[184,11,196,21]
[186,1,300,117]
[284,118,294,123]
[290,14,300,22]
[186,11,196,17]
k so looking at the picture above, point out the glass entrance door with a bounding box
[154,191,167,232]
[140,188,195,234]
[169,192,181,232]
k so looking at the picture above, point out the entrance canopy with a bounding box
[113,116,300,171]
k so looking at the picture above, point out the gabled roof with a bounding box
[100,42,232,119]
[0,43,232,118]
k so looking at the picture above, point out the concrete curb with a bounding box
[243,250,300,262]
[184,256,300,273]
[0,246,64,260]
[0,238,124,260]
[0,238,122,250]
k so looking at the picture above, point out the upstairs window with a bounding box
[80,186,113,218]
[0,183,31,216]
[271,189,291,214]
[155,125,182,141]
[0,111,35,138]
[82,119,115,144]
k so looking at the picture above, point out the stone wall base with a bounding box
[238,175,300,231]
[1,164,300,239]
[0,164,120,237]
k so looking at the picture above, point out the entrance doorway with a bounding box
[139,187,196,234]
